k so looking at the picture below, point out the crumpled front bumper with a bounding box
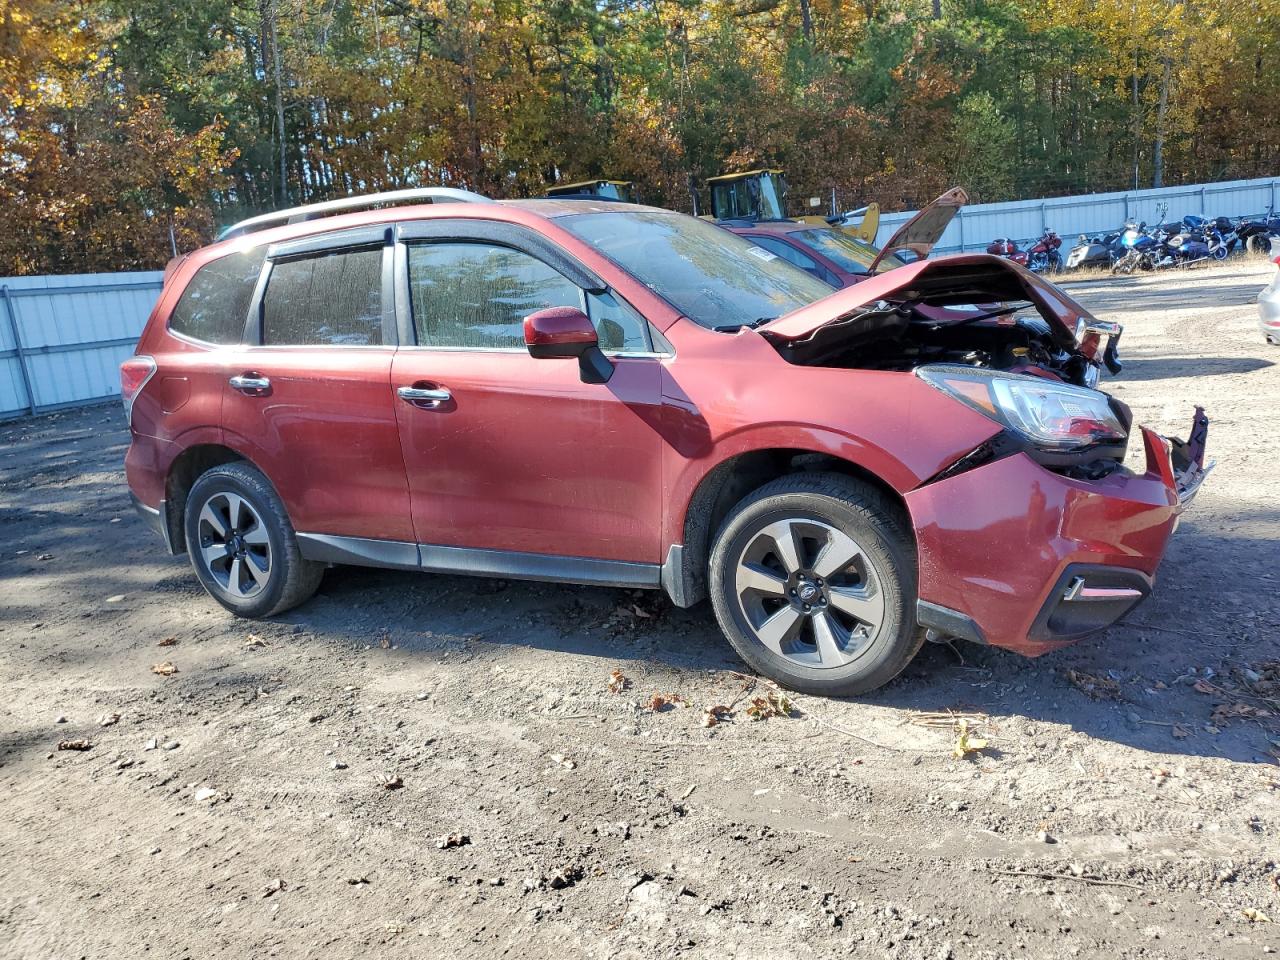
[906,408,1210,656]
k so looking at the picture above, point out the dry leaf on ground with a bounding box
[607,669,629,694]
[702,705,732,727]
[378,774,403,790]
[952,718,989,758]
[745,692,793,721]
[1066,669,1121,700]
[436,833,471,849]
[647,692,684,712]
[57,739,92,751]
[151,661,178,676]
[157,637,177,647]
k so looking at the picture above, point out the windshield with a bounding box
[598,183,634,203]
[791,228,905,275]
[559,210,832,330]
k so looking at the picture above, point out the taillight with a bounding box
[120,355,157,423]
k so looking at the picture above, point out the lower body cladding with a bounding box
[906,418,1208,656]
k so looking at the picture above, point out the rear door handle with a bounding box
[229,374,271,392]
[397,385,452,407]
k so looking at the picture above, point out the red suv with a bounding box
[122,189,1209,696]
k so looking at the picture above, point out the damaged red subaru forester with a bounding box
[122,189,1209,696]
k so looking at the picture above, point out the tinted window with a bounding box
[168,247,265,344]
[559,210,831,331]
[261,247,383,346]
[408,243,582,349]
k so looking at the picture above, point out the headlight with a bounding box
[916,364,1127,452]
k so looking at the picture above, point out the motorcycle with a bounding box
[1026,229,1063,273]
[1065,231,1123,271]
[1151,222,1230,269]
[1111,220,1167,274]
[986,237,1028,266]
[1236,204,1280,255]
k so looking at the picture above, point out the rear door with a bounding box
[388,219,665,571]
[220,226,414,543]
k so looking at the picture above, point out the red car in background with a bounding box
[729,187,967,289]
[122,190,1208,696]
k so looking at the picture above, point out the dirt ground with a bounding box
[2,260,1278,960]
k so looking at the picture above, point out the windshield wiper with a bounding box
[712,316,775,333]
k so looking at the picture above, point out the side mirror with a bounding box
[523,306,613,384]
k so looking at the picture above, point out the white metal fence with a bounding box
[0,271,164,421]
[875,175,1280,253]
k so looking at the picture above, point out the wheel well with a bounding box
[668,449,910,608]
[164,444,245,553]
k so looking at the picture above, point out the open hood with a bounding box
[759,253,1095,346]
[867,186,968,272]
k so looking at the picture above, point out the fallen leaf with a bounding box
[745,692,793,721]
[647,692,684,712]
[1066,669,1122,700]
[157,636,177,647]
[262,878,286,898]
[98,712,121,727]
[702,705,732,728]
[1192,679,1217,695]
[1171,724,1191,739]
[436,833,471,849]
[151,661,178,676]
[952,718,989,758]
[607,669,629,694]
[244,634,268,649]
[1242,907,1272,923]
[57,739,92,751]
[379,774,403,790]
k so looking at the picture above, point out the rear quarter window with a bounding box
[167,248,266,345]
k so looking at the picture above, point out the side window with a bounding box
[408,243,581,349]
[168,247,266,345]
[751,236,817,271]
[586,291,650,352]
[261,247,383,346]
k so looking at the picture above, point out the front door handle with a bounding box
[397,385,452,407]
[229,374,271,392]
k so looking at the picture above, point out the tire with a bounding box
[707,472,924,697]
[183,461,323,618]
[1247,234,1270,256]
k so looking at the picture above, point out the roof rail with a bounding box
[218,187,494,240]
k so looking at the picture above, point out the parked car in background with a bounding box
[728,190,965,288]
[1260,236,1280,345]
[123,190,1208,696]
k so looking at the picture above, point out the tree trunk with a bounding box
[798,0,816,43]
[259,0,288,205]
[1130,53,1141,190]
[1153,55,1171,188]
[932,0,942,19]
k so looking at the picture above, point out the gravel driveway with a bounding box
[2,260,1278,959]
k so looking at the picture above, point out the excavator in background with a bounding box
[705,168,894,245]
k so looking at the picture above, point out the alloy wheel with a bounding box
[196,491,272,599]
[733,518,885,669]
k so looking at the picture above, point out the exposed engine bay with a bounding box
[757,257,1123,388]
[766,303,1104,386]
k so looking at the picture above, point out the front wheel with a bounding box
[184,461,324,619]
[708,473,923,697]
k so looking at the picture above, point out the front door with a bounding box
[389,233,665,569]
[220,229,414,543]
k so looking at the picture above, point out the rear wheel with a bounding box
[708,473,923,697]
[183,462,323,618]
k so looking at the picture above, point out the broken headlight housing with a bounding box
[916,364,1128,464]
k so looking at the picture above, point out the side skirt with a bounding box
[296,533,662,590]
